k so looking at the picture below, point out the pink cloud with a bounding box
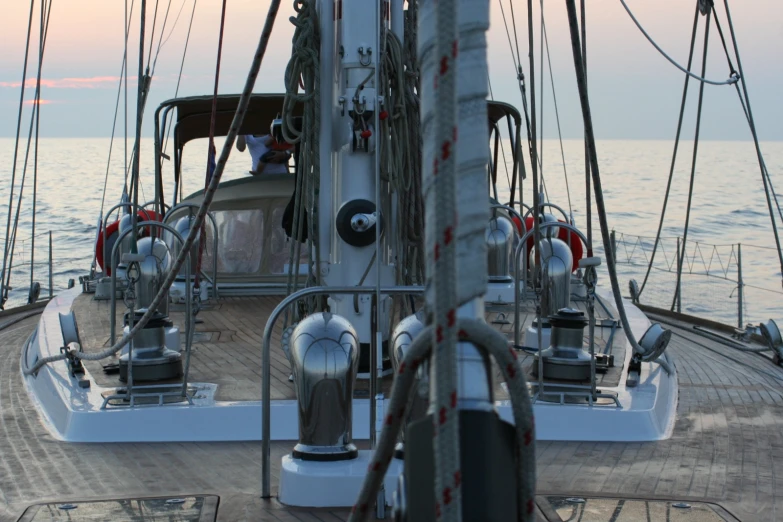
[0,76,137,89]
[22,99,54,105]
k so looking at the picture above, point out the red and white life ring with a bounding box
[512,216,583,273]
[95,210,161,275]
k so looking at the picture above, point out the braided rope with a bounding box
[348,318,536,521]
[418,0,462,516]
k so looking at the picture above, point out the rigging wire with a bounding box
[672,5,712,311]
[4,0,53,304]
[24,0,285,382]
[637,2,700,298]
[149,0,175,76]
[1,0,36,306]
[581,0,591,249]
[711,9,783,230]
[538,0,544,194]
[124,0,130,195]
[129,0,148,254]
[159,0,190,50]
[720,0,783,284]
[29,0,47,297]
[617,0,738,86]
[564,0,661,365]
[99,0,137,227]
[497,0,519,72]
[146,0,162,68]
[162,0,198,159]
[540,10,573,218]
[196,0,229,291]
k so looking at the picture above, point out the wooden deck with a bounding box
[3,296,783,520]
[74,292,625,403]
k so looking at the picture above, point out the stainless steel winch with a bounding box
[532,307,592,381]
[118,236,183,383]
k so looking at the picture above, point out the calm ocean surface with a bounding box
[0,137,781,326]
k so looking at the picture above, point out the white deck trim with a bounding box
[22,287,676,443]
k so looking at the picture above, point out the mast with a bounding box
[324,1,395,382]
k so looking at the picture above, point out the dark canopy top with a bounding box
[158,93,521,149]
[158,93,302,150]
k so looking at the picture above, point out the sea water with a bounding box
[0,137,781,326]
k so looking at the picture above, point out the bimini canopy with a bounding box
[158,93,303,150]
[157,93,520,150]
[487,100,522,128]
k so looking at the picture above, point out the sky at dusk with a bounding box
[1,0,781,140]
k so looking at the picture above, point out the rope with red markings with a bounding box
[426,0,461,515]
[195,0,229,292]
[347,318,536,521]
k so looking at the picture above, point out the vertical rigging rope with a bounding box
[564,0,653,363]
[4,0,53,306]
[162,0,198,158]
[580,0,591,251]
[30,0,47,296]
[129,0,147,255]
[124,0,130,197]
[637,2,701,298]
[526,0,541,292]
[25,0,284,377]
[419,0,462,515]
[720,0,783,284]
[672,6,712,310]
[99,0,136,230]
[540,14,572,218]
[1,0,36,306]
[195,0,228,291]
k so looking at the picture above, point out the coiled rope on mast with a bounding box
[281,0,322,320]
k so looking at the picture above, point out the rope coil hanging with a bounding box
[281,0,322,320]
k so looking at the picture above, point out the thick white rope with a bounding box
[419,0,461,517]
[618,0,738,86]
[23,0,283,376]
[348,319,536,521]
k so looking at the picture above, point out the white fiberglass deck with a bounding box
[22,286,674,443]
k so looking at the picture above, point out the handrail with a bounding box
[522,202,571,225]
[261,284,424,498]
[164,202,221,299]
[100,202,156,276]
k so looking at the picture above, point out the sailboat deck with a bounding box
[72,292,626,402]
[3,300,783,520]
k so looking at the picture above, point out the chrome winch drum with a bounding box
[118,236,182,382]
[485,214,517,283]
[289,312,360,461]
[533,308,591,381]
[391,311,427,457]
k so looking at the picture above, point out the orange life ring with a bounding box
[512,216,583,273]
[95,210,161,275]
